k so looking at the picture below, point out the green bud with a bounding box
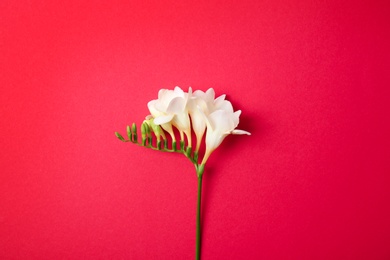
[115,132,126,142]
[144,122,151,134]
[126,125,132,140]
[143,122,154,146]
[194,151,199,163]
[145,118,166,142]
[186,146,192,158]
[141,123,147,146]
[141,123,147,136]
[132,123,137,142]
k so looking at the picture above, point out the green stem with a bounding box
[196,174,202,260]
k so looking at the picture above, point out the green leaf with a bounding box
[115,132,126,142]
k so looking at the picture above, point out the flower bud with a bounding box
[144,116,166,143]
[141,122,148,146]
[115,132,126,142]
[126,125,132,140]
[132,123,137,142]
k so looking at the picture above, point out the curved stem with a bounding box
[196,174,202,260]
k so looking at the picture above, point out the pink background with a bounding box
[1,0,390,259]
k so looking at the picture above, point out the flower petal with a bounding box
[232,110,241,126]
[214,94,226,107]
[147,100,161,117]
[204,88,215,103]
[154,114,174,125]
[167,96,186,113]
[174,86,185,97]
[216,100,234,113]
[158,89,167,99]
[231,129,251,135]
[208,110,235,132]
[190,108,206,137]
[172,112,190,132]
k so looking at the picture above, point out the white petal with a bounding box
[231,129,251,135]
[193,90,205,97]
[160,89,175,107]
[214,94,226,107]
[194,98,207,112]
[172,112,190,132]
[174,86,185,96]
[204,88,215,103]
[205,128,227,152]
[147,100,157,109]
[155,101,167,112]
[185,87,192,103]
[190,109,206,137]
[216,100,234,113]
[147,100,161,117]
[160,123,176,141]
[167,97,186,113]
[208,110,234,132]
[158,89,167,99]
[154,114,174,125]
[196,105,213,131]
[232,110,241,126]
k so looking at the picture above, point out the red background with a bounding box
[1,0,390,259]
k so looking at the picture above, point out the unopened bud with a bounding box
[141,123,147,146]
[145,117,166,142]
[132,123,137,142]
[126,125,132,140]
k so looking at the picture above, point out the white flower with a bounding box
[147,86,192,146]
[148,86,250,163]
[200,107,250,165]
[188,88,215,152]
[189,88,248,153]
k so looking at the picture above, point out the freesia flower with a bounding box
[116,86,250,260]
[200,108,250,165]
[188,88,214,152]
[189,88,250,156]
[147,86,192,147]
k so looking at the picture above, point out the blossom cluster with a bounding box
[146,87,250,165]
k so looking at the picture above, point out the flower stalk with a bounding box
[196,174,203,260]
[195,164,205,260]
